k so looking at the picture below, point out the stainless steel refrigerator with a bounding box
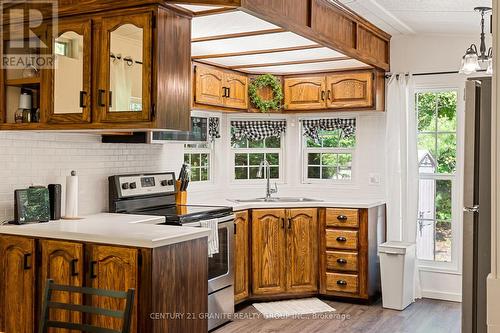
[463,77,491,333]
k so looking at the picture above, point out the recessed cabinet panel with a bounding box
[224,73,248,109]
[195,65,225,107]
[326,72,373,109]
[284,77,326,110]
[50,19,91,123]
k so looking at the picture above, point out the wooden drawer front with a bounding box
[326,208,359,228]
[325,230,358,250]
[326,272,358,294]
[326,251,358,272]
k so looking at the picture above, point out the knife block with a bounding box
[175,180,187,205]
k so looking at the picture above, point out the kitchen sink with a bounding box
[232,197,323,203]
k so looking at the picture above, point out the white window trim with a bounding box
[228,115,286,184]
[413,82,465,274]
[299,116,359,185]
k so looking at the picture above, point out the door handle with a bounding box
[23,253,32,270]
[464,205,479,213]
[109,91,112,108]
[336,236,347,242]
[234,223,237,235]
[321,90,325,101]
[222,87,227,98]
[71,259,79,277]
[337,215,348,221]
[287,218,292,229]
[98,89,106,107]
[226,87,231,98]
[327,90,331,100]
[79,91,87,108]
[336,258,347,264]
[90,260,97,279]
[281,217,285,229]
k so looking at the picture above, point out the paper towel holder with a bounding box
[62,170,83,220]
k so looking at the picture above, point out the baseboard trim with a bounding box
[421,290,462,302]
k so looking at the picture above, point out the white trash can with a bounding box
[379,241,416,310]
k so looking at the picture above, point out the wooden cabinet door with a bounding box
[98,12,153,123]
[223,72,248,109]
[326,71,373,109]
[234,210,249,302]
[284,76,326,110]
[0,236,35,333]
[286,208,318,293]
[39,240,83,332]
[48,19,92,124]
[194,64,224,107]
[252,209,287,295]
[88,245,138,333]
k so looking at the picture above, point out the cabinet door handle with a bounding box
[337,258,347,264]
[109,91,112,108]
[281,217,285,229]
[327,90,331,100]
[79,91,87,108]
[90,260,97,279]
[337,280,347,286]
[288,218,292,229]
[221,87,227,98]
[98,89,106,107]
[321,90,325,101]
[337,215,348,221]
[227,87,231,98]
[71,259,79,277]
[336,236,347,242]
[234,222,237,235]
[23,253,32,270]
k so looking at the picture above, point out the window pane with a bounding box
[321,153,337,166]
[269,167,279,179]
[435,220,452,262]
[339,134,356,148]
[308,153,321,165]
[307,138,321,148]
[200,168,209,181]
[232,137,247,148]
[235,153,248,166]
[249,167,260,179]
[337,154,352,167]
[191,154,201,167]
[266,153,279,166]
[436,179,452,220]
[437,92,457,132]
[418,134,436,157]
[418,179,436,220]
[191,168,200,182]
[235,167,248,179]
[249,153,264,166]
[200,154,209,167]
[338,167,351,179]
[437,133,456,174]
[322,133,340,148]
[265,136,281,148]
[248,139,264,148]
[308,166,320,179]
[184,154,190,164]
[417,92,437,132]
[322,166,337,179]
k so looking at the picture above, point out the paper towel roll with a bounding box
[64,170,79,219]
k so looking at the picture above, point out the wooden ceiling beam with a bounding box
[228,56,351,69]
[193,7,238,16]
[191,28,285,43]
[192,44,322,60]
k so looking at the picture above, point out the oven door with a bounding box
[185,216,234,294]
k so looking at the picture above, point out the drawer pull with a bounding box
[337,258,347,264]
[23,253,32,270]
[71,259,79,277]
[337,215,348,221]
[336,236,347,242]
[337,280,348,286]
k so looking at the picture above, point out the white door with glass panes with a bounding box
[416,89,461,267]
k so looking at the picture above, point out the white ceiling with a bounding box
[338,0,492,35]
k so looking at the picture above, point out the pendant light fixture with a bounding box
[460,7,493,75]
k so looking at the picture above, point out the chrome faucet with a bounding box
[257,159,277,200]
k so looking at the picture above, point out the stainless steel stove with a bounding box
[109,172,234,331]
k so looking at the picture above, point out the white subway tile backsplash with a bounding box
[0,132,183,223]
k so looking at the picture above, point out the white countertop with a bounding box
[0,213,210,248]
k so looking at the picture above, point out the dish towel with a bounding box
[200,219,219,257]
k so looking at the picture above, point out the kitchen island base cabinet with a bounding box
[234,211,250,303]
[0,236,36,333]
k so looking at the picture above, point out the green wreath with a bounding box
[248,74,283,113]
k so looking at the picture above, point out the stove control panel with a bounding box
[113,172,176,198]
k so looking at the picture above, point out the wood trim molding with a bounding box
[193,6,238,16]
[192,44,322,59]
[192,28,285,42]
[229,56,351,69]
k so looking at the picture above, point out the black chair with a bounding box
[39,279,135,333]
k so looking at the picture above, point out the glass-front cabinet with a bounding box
[48,19,91,123]
[97,12,152,123]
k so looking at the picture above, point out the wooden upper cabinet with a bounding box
[326,72,373,109]
[194,65,225,107]
[284,76,326,110]
[39,240,84,331]
[0,236,36,333]
[88,245,138,333]
[48,19,92,124]
[234,210,249,302]
[224,72,248,109]
[97,12,153,123]
[286,208,318,293]
[252,209,287,295]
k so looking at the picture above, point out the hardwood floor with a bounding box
[214,298,461,333]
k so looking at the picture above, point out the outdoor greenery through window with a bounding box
[184,143,211,182]
[231,130,281,180]
[304,128,355,181]
[416,90,457,263]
